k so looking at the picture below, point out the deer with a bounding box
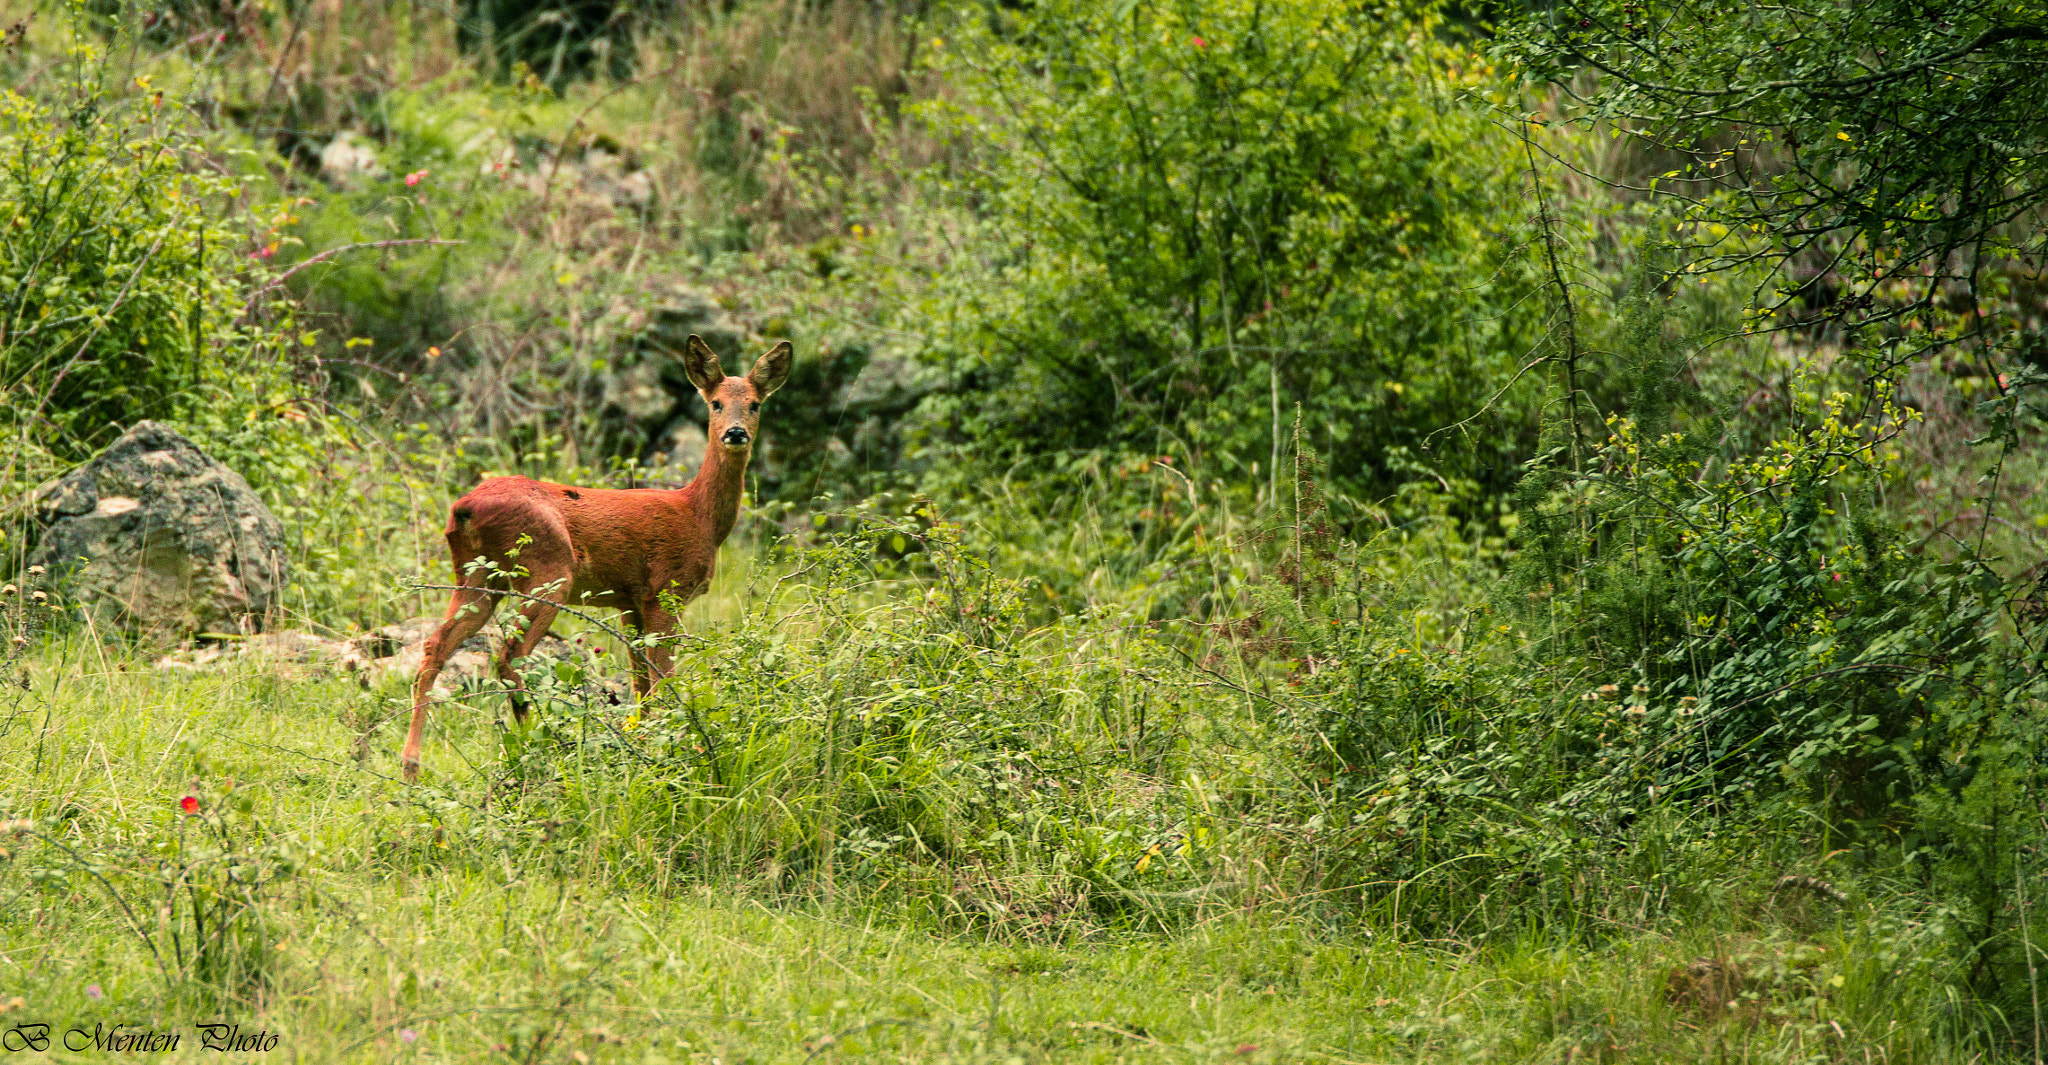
[400,335,792,782]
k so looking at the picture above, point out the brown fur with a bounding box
[401,336,793,781]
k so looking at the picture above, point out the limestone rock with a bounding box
[349,616,563,692]
[154,630,353,677]
[319,131,386,186]
[151,616,585,698]
[29,422,289,641]
[641,285,750,361]
[658,422,708,474]
[599,360,677,432]
[577,147,655,212]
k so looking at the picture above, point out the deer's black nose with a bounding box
[722,426,752,446]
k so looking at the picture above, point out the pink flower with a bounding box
[86,984,103,1000]
[180,795,199,813]
[399,1029,417,1043]
[404,170,429,187]
[1190,36,1207,48]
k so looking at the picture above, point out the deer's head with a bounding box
[681,335,793,451]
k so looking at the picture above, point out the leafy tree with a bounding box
[1501,0,2048,375]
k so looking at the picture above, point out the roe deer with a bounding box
[400,335,792,782]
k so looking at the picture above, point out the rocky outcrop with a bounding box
[152,617,614,702]
[343,616,539,692]
[27,422,289,641]
[563,147,654,212]
[589,286,938,492]
[597,285,756,470]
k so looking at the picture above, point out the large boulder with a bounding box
[27,422,290,639]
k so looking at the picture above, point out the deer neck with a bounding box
[684,441,749,546]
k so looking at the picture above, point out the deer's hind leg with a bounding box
[404,582,499,782]
[495,568,570,724]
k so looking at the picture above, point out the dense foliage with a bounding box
[0,66,290,461]
[1502,0,2048,370]
[906,0,1546,510]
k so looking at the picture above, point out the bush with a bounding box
[1509,321,2022,817]
[903,0,1545,512]
[0,66,290,462]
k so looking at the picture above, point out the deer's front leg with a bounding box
[628,601,679,696]
[404,586,499,782]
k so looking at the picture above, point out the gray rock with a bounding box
[640,285,751,363]
[838,349,930,412]
[27,422,290,640]
[349,617,583,697]
[519,145,655,213]
[578,147,655,212]
[595,284,757,462]
[319,131,386,186]
[149,617,594,698]
[599,359,676,431]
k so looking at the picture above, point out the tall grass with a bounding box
[0,489,2000,1061]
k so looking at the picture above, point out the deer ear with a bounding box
[681,334,724,393]
[747,341,793,398]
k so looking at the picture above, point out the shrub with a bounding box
[1509,324,2019,817]
[904,0,1545,511]
[0,61,290,463]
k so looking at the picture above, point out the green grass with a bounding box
[0,543,1998,1064]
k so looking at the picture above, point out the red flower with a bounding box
[1190,36,1207,47]
[180,795,199,813]
[405,170,430,187]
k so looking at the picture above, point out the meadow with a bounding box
[0,529,2004,1064]
[2,0,2046,1060]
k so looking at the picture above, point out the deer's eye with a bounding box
[749,402,760,413]
[711,400,723,412]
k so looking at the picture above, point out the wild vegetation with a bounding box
[1,0,2045,1060]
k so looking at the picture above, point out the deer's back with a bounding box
[449,476,702,605]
